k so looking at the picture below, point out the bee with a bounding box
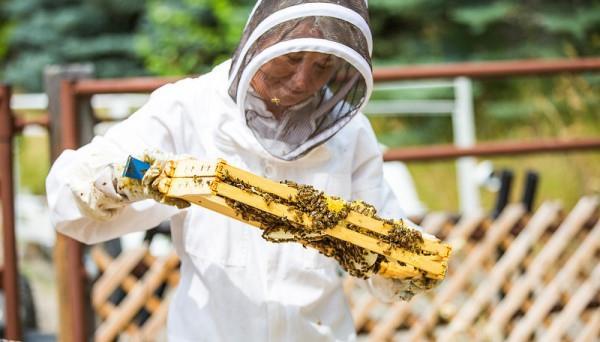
[223,176,428,280]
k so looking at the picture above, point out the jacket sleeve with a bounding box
[46,82,194,244]
[349,114,410,221]
[349,114,429,301]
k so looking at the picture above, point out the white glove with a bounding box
[72,164,130,221]
[367,274,434,302]
[115,150,191,209]
[72,150,190,221]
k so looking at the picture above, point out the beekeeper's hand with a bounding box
[116,150,190,209]
[72,151,189,221]
[367,274,438,302]
[70,163,127,221]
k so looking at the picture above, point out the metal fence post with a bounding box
[453,77,481,214]
[44,64,94,342]
[0,84,22,340]
[44,64,94,160]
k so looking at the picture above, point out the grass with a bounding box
[16,133,50,195]
[406,152,600,213]
[369,74,600,213]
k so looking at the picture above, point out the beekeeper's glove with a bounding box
[73,151,189,221]
[116,150,191,208]
[367,274,439,302]
[366,221,440,302]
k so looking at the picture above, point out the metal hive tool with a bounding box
[126,156,452,281]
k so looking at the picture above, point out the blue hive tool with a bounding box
[123,155,151,180]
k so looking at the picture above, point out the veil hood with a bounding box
[228,0,373,161]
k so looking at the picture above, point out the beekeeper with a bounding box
[47,0,428,340]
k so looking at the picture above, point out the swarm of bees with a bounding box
[139,157,451,285]
[221,173,426,279]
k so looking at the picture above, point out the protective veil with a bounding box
[228,0,373,160]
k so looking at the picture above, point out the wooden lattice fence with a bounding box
[90,197,599,341]
[91,246,180,342]
[349,196,599,341]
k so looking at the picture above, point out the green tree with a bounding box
[369,0,600,64]
[367,0,600,146]
[1,0,147,91]
[136,0,253,76]
[0,0,11,71]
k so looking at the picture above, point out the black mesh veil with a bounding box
[228,0,373,161]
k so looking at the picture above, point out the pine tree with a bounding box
[1,0,147,91]
[369,0,600,65]
[136,0,254,76]
[367,0,600,146]
[0,0,11,71]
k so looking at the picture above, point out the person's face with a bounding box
[251,51,338,107]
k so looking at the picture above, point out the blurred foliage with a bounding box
[369,74,600,147]
[0,0,147,91]
[16,134,50,195]
[369,0,600,64]
[406,151,600,212]
[1,0,598,89]
[367,0,600,147]
[0,0,11,67]
[136,0,253,76]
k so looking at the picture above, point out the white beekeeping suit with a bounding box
[47,0,428,340]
